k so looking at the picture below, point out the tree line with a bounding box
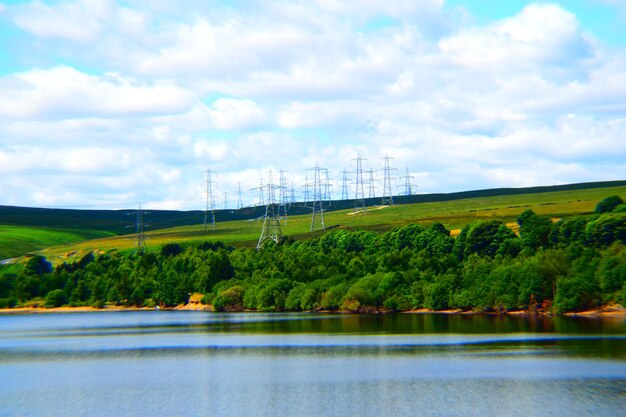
[1,196,624,313]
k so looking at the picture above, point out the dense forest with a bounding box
[1,196,625,314]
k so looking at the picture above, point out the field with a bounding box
[6,183,619,265]
[0,226,115,260]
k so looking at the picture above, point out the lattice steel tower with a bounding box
[279,169,290,224]
[256,179,265,207]
[400,167,416,197]
[257,170,283,249]
[340,169,349,200]
[237,182,243,209]
[368,168,376,199]
[308,163,328,231]
[135,203,146,254]
[381,155,396,206]
[352,154,367,213]
[203,169,216,230]
[303,174,310,205]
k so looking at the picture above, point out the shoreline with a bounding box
[1,303,624,317]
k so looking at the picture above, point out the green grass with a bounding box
[24,184,625,264]
[0,226,115,260]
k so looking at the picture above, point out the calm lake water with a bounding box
[1,311,625,417]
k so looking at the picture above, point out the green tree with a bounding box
[517,209,552,251]
[45,289,67,308]
[595,195,624,214]
[161,243,183,257]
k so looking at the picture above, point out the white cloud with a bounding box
[193,140,229,162]
[438,4,591,69]
[1,1,625,209]
[206,98,266,130]
[0,66,195,119]
[10,0,146,42]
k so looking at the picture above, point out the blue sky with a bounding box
[0,0,625,209]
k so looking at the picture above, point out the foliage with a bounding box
[45,289,67,308]
[595,195,624,214]
[2,197,626,313]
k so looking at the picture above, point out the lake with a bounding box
[1,311,625,417]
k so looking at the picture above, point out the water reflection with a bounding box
[1,311,625,417]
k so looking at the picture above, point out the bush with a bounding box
[586,213,626,247]
[554,273,600,313]
[595,195,624,214]
[161,243,183,257]
[213,285,244,311]
[0,297,17,308]
[45,289,67,308]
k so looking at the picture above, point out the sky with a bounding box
[0,0,625,210]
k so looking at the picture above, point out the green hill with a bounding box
[1,180,625,261]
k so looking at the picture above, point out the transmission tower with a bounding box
[237,182,243,209]
[303,174,310,205]
[381,154,397,206]
[340,169,349,200]
[399,167,417,197]
[352,154,367,213]
[135,203,146,254]
[257,170,283,249]
[255,178,265,207]
[203,169,216,230]
[368,168,376,199]
[307,163,329,231]
[323,169,332,204]
[290,181,296,204]
[223,192,228,210]
[279,169,290,224]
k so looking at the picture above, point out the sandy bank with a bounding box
[1,304,624,316]
[0,305,163,314]
[563,303,626,317]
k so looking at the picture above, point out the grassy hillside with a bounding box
[0,226,115,260]
[26,184,626,264]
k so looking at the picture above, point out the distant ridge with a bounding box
[1,180,625,233]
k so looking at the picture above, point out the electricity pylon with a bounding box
[135,203,146,254]
[303,174,310,204]
[399,167,417,197]
[368,168,376,199]
[352,154,367,213]
[340,169,349,200]
[308,163,328,231]
[279,169,290,224]
[257,170,283,249]
[254,179,265,207]
[237,182,243,209]
[203,169,216,230]
[381,154,397,206]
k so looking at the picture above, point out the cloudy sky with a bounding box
[1,0,625,210]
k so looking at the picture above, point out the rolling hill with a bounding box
[1,180,625,261]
